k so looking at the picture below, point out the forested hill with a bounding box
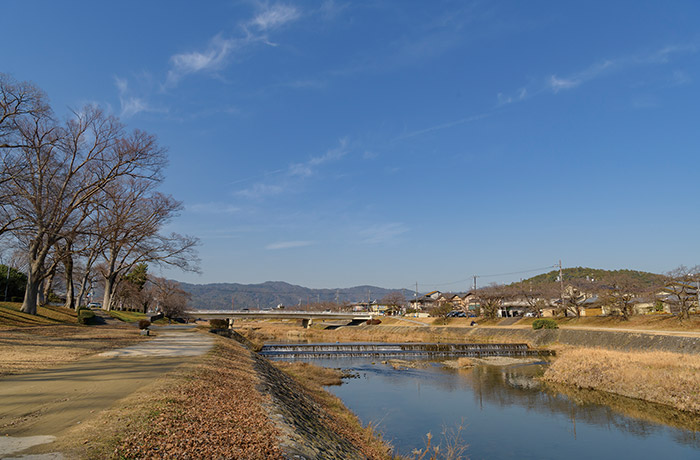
[517,267,667,289]
[179,281,413,310]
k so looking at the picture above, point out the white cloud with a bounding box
[166,35,236,87]
[234,138,349,199]
[187,202,240,214]
[114,76,160,118]
[162,4,302,88]
[266,240,313,250]
[288,137,349,177]
[548,75,581,93]
[235,183,285,199]
[359,223,409,244]
[250,4,300,31]
[670,70,691,86]
[497,87,528,105]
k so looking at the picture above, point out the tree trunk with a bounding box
[42,270,55,306]
[21,246,46,315]
[63,255,75,310]
[76,271,89,308]
[20,273,40,315]
[103,274,117,311]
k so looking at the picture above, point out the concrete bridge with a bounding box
[190,310,374,328]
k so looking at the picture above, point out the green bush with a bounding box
[532,318,558,330]
[78,309,96,325]
[209,319,229,329]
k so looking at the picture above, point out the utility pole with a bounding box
[473,275,477,292]
[558,260,564,312]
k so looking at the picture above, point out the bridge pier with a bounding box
[301,318,313,329]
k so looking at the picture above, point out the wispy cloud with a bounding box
[249,4,300,31]
[359,223,409,244]
[266,240,313,250]
[544,43,699,95]
[548,75,581,93]
[114,76,162,118]
[235,183,285,199]
[164,3,302,88]
[491,42,700,111]
[165,35,238,88]
[497,88,528,105]
[397,113,491,140]
[187,202,240,214]
[235,137,349,198]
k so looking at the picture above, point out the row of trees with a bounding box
[0,73,199,315]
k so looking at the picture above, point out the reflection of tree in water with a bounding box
[448,364,699,449]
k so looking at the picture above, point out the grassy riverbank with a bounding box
[543,347,700,414]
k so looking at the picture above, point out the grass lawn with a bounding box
[108,310,148,322]
[0,302,78,327]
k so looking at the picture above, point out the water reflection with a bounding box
[283,357,699,459]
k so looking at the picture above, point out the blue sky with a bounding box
[4,1,700,291]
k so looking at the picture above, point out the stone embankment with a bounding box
[213,329,373,459]
[364,325,700,354]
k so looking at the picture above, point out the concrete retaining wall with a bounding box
[365,326,700,354]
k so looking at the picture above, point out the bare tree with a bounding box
[601,273,653,320]
[0,102,167,314]
[662,265,700,320]
[0,74,51,237]
[149,276,191,320]
[476,284,506,320]
[381,291,406,315]
[98,177,199,310]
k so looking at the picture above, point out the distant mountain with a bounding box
[179,280,414,310]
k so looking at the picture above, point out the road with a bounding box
[0,326,214,459]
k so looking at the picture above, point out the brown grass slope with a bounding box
[543,347,700,414]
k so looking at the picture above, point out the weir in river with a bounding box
[259,342,553,359]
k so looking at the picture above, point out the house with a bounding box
[409,291,442,311]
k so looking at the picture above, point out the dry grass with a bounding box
[239,322,468,346]
[41,337,282,459]
[0,325,146,376]
[543,347,700,413]
[274,361,344,386]
[0,302,78,326]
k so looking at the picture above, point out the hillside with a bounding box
[179,281,413,310]
[515,267,667,289]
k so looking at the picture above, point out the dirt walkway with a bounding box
[0,326,213,459]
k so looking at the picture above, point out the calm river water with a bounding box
[277,356,699,459]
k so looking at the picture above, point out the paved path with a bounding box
[0,326,214,459]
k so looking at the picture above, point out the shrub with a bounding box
[366,319,382,325]
[532,318,558,330]
[138,319,151,330]
[209,319,229,329]
[78,309,96,325]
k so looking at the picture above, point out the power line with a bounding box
[477,265,558,279]
[407,264,559,291]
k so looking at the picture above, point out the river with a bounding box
[272,353,700,459]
